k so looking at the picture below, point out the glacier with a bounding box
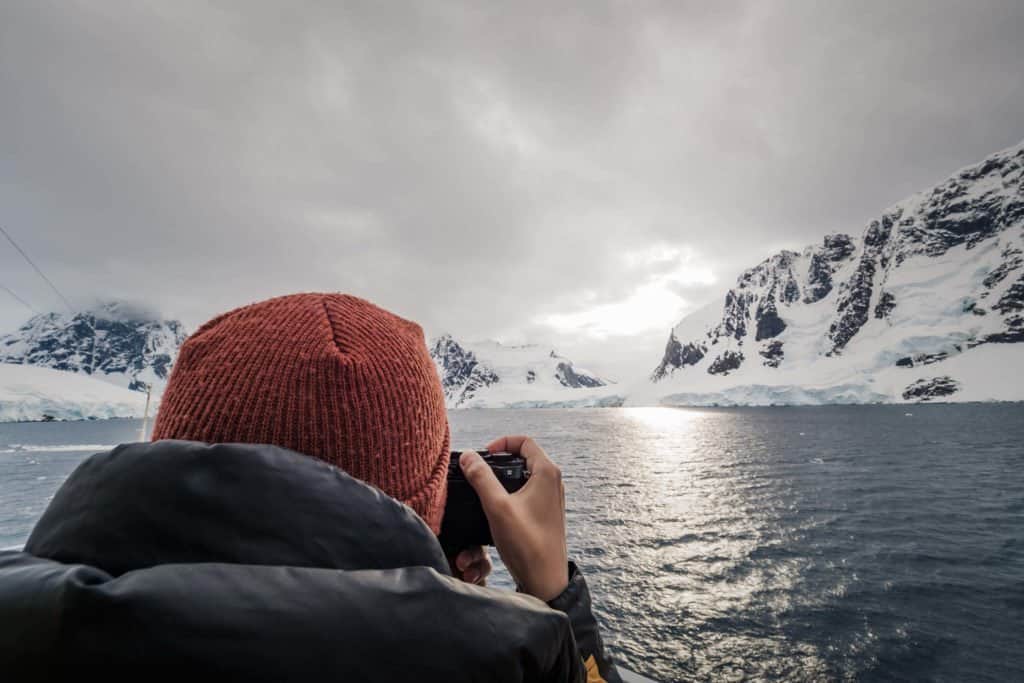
[0,363,148,422]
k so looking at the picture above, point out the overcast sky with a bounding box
[1,1,1022,380]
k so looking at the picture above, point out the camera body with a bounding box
[438,450,528,555]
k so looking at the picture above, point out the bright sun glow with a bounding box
[620,406,706,432]
[537,245,717,337]
[539,282,687,337]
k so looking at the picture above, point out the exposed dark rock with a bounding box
[985,315,1024,343]
[874,291,896,319]
[863,216,893,248]
[804,233,856,304]
[721,290,751,341]
[737,251,799,289]
[804,254,834,303]
[754,295,786,341]
[921,352,950,365]
[759,340,784,368]
[994,274,1024,314]
[525,370,536,384]
[828,255,877,354]
[1005,199,1024,226]
[899,148,1024,259]
[555,361,605,388]
[958,155,1005,181]
[902,376,960,401]
[695,251,800,354]
[651,332,705,381]
[459,367,501,401]
[781,275,801,304]
[894,351,952,368]
[707,350,744,376]
[985,328,1024,343]
[920,194,1001,251]
[823,233,856,258]
[430,335,500,405]
[982,245,1022,290]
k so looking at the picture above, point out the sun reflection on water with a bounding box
[619,406,709,433]
[588,407,833,679]
[448,407,908,681]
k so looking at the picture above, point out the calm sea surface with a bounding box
[2,405,1023,682]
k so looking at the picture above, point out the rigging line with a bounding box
[0,283,39,315]
[0,224,75,314]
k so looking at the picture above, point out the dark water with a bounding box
[2,406,1023,682]
[0,418,146,548]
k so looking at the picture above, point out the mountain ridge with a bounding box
[430,334,614,408]
[1,139,1021,411]
[0,302,188,392]
[643,138,1024,405]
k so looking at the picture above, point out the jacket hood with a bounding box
[24,439,449,576]
[0,440,583,682]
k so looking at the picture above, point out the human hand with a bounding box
[459,436,569,602]
[448,545,492,586]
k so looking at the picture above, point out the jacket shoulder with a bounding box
[0,551,584,683]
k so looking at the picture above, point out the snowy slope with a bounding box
[640,139,1024,405]
[0,301,187,393]
[0,363,148,422]
[430,335,622,408]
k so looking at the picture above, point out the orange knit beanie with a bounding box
[152,293,450,533]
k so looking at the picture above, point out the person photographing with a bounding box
[457,437,570,601]
[0,292,621,683]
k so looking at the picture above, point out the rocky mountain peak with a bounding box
[429,334,500,406]
[650,139,1024,403]
[0,301,188,391]
[430,335,606,407]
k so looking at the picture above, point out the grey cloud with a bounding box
[0,1,1022,380]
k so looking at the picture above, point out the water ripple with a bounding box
[450,404,1024,682]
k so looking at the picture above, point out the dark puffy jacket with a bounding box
[0,440,621,682]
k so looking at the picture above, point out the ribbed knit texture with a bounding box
[152,293,450,534]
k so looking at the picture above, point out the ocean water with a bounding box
[2,405,1023,682]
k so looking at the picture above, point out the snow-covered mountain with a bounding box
[641,139,1024,405]
[430,335,619,408]
[0,302,188,393]
[0,362,148,421]
[6,138,1024,423]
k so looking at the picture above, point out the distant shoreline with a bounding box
[5,401,1022,425]
[0,415,145,425]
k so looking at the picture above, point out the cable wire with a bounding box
[0,224,75,313]
[0,283,39,315]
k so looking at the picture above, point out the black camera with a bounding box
[438,450,528,555]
